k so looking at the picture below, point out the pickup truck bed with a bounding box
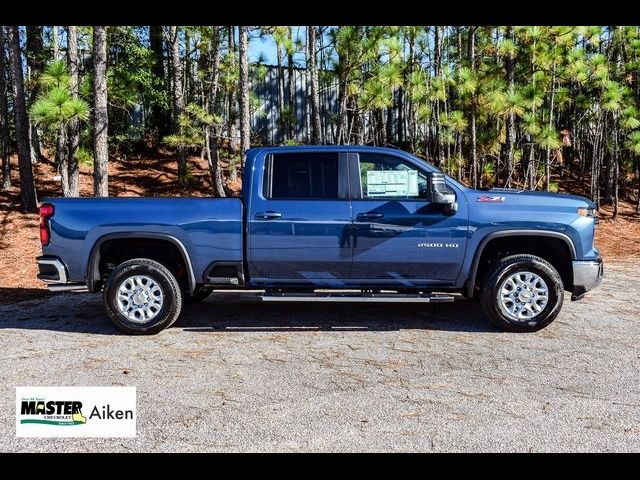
[41,197,244,293]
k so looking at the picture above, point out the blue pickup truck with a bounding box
[36,146,603,334]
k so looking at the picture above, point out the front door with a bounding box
[349,152,468,285]
[248,151,353,286]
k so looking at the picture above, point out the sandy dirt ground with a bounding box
[0,260,638,452]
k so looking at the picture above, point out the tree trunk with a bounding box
[612,26,623,218]
[613,118,619,218]
[51,26,59,59]
[49,31,67,185]
[67,25,80,197]
[226,26,238,152]
[352,97,364,145]
[238,25,250,160]
[407,28,417,151]
[397,87,404,143]
[184,29,191,104]
[0,27,11,190]
[468,26,478,189]
[504,26,516,188]
[92,26,109,197]
[336,77,348,144]
[7,26,37,212]
[545,65,556,192]
[434,26,443,168]
[287,27,296,142]
[335,29,349,145]
[26,26,44,163]
[386,98,394,144]
[149,25,169,138]
[57,123,70,196]
[208,26,225,197]
[307,26,322,144]
[169,26,187,184]
[276,43,286,142]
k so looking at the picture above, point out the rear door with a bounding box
[349,151,468,284]
[248,151,353,286]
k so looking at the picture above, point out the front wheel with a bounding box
[479,254,564,332]
[103,258,183,335]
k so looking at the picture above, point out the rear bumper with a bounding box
[571,256,603,301]
[36,256,68,283]
[36,256,87,292]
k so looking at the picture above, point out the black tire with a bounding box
[479,254,564,332]
[103,258,183,335]
[184,287,213,304]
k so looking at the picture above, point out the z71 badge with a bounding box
[477,195,505,202]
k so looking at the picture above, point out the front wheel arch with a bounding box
[465,231,576,297]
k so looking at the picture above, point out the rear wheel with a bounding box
[104,258,182,335]
[479,254,564,332]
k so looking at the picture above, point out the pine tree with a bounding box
[0,27,10,190]
[307,26,322,144]
[67,25,81,197]
[30,60,90,196]
[93,26,109,197]
[7,26,38,212]
[238,26,250,157]
[208,26,226,197]
[169,26,187,184]
[26,26,45,163]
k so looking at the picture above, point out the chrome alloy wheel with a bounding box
[116,275,164,322]
[498,271,549,321]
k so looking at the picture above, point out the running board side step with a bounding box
[206,277,239,285]
[262,293,455,303]
[47,283,89,292]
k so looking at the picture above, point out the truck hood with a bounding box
[472,188,595,209]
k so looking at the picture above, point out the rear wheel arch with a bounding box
[465,230,576,298]
[87,233,196,294]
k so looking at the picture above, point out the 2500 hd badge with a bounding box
[417,243,460,248]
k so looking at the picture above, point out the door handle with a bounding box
[255,211,282,220]
[356,212,384,220]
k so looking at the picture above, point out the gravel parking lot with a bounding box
[1,261,638,452]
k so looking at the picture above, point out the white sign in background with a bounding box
[16,386,136,438]
[366,170,419,197]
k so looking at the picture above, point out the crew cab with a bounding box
[36,146,603,334]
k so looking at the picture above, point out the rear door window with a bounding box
[267,153,340,199]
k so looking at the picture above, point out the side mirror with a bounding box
[427,172,456,203]
[426,172,458,215]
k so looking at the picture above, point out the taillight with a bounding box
[39,203,54,246]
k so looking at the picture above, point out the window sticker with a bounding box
[366,170,419,197]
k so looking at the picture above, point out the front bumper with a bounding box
[571,256,603,301]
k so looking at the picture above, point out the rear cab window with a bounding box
[264,152,341,199]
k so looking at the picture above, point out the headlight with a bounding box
[578,207,599,224]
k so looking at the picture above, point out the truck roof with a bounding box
[246,145,407,155]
